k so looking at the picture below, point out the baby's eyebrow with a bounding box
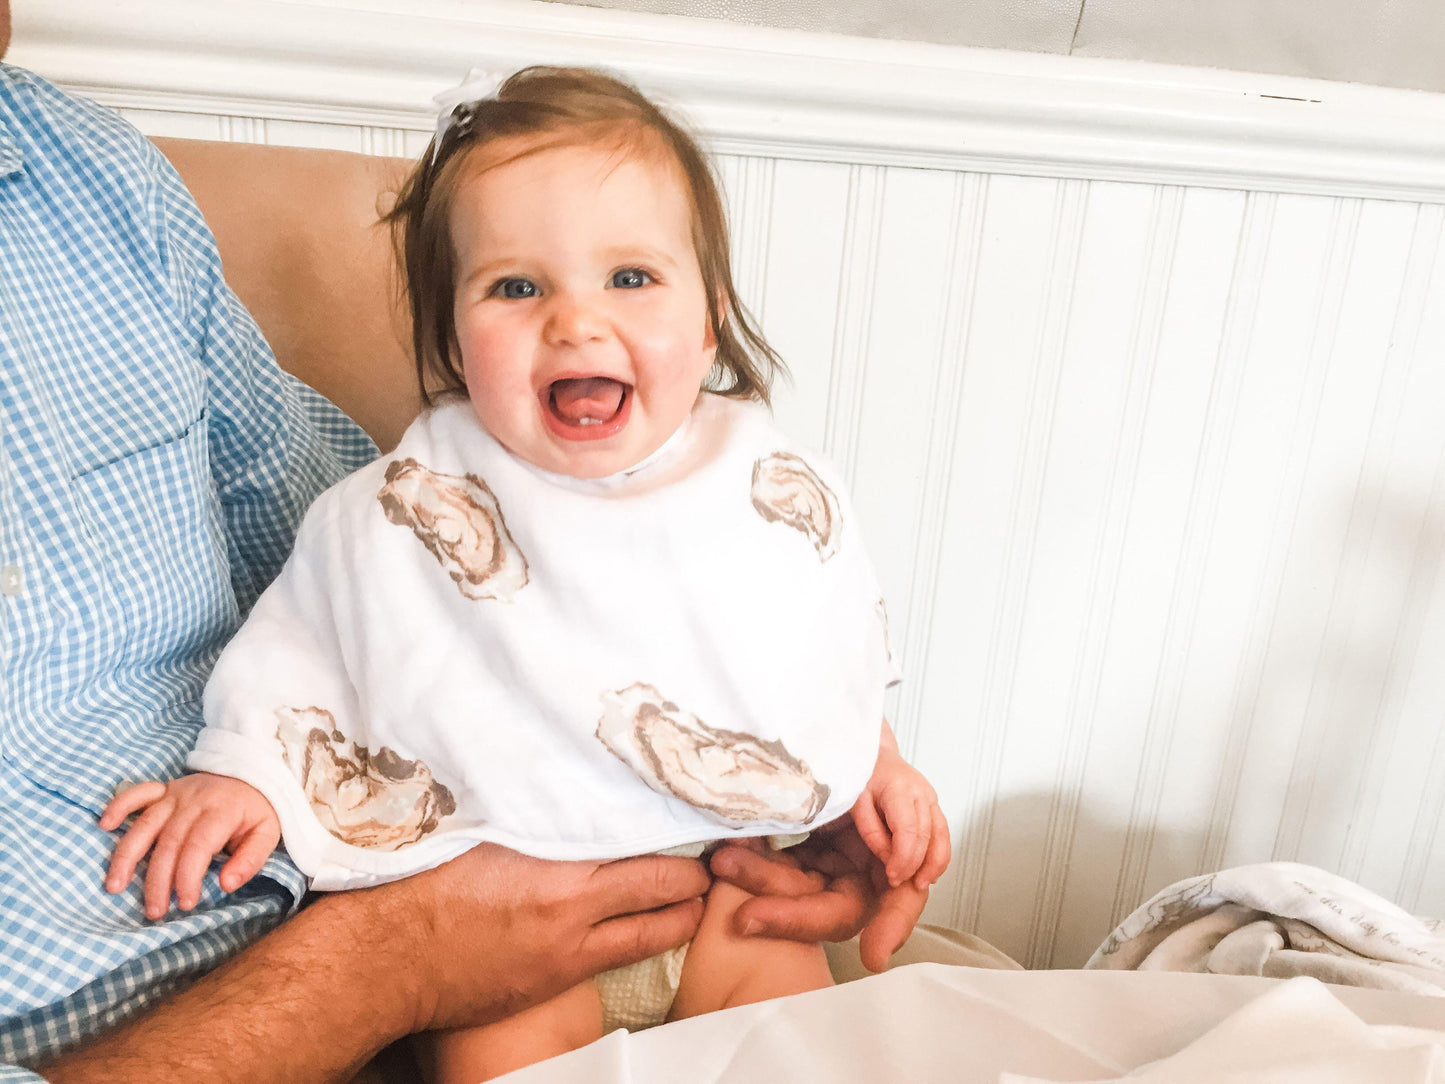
[602,246,679,269]
[459,259,529,289]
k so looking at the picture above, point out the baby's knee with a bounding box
[670,877,832,1020]
[699,876,754,932]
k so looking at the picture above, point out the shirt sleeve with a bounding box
[147,147,378,613]
[0,1067,46,1083]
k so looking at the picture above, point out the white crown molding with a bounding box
[13,0,1445,200]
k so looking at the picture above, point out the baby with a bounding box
[102,66,950,1082]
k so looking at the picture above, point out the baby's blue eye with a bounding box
[495,278,537,299]
[611,268,651,289]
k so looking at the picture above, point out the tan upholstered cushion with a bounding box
[155,138,419,451]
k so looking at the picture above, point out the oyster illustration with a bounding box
[1095,874,1219,960]
[750,452,841,561]
[275,706,457,850]
[377,458,528,601]
[596,683,829,827]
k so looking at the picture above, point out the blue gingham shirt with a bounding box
[0,66,376,1075]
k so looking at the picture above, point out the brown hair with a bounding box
[386,66,786,406]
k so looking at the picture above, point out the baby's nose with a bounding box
[543,292,607,345]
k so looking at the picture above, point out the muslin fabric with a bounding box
[1088,862,1445,996]
[192,394,897,889]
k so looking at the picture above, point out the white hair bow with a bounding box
[431,69,507,163]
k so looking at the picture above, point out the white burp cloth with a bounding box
[193,395,898,889]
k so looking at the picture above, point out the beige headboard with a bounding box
[155,138,419,451]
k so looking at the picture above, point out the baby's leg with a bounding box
[416,980,603,1084]
[669,878,833,1020]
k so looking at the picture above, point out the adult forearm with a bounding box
[38,844,709,1082]
[40,890,416,1084]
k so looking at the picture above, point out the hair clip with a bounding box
[431,69,508,165]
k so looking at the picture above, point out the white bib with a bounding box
[193,395,898,890]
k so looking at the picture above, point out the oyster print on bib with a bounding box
[750,452,841,561]
[276,707,457,850]
[378,458,528,601]
[596,683,830,828]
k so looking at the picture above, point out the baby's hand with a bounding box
[850,736,951,891]
[100,773,281,920]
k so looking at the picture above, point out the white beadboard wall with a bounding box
[17,0,1445,969]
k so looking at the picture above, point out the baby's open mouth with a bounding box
[542,376,633,441]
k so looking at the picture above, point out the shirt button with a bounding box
[1,564,23,597]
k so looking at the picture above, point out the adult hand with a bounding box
[385,843,710,1032]
[710,822,929,973]
[42,843,708,1084]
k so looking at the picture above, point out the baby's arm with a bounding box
[850,720,951,890]
[100,774,281,920]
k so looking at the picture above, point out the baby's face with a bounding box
[449,139,716,478]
